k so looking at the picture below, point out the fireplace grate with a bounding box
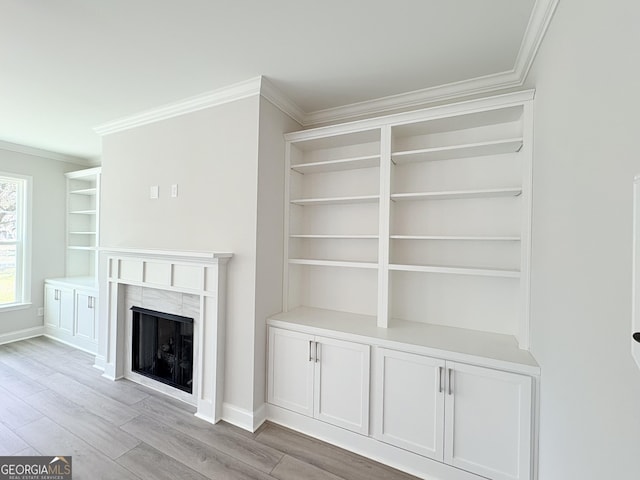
[131,306,194,394]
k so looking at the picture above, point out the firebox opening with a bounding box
[131,306,194,394]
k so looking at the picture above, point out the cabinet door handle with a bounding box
[54,289,59,301]
[308,340,313,362]
[438,366,443,393]
[448,368,454,396]
[315,342,320,363]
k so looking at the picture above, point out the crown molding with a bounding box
[94,77,263,136]
[0,140,91,165]
[303,69,523,126]
[92,0,558,134]
[259,77,306,125]
[301,0,558,127]
[513,0,560,78]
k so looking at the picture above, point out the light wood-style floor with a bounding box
[0,337,418,480]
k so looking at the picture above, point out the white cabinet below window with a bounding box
[44,278,98,354]
[375,348,532,480]
[268,327,370,435]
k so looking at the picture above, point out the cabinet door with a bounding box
[44,285,60,328]
[444,362,532,480]
[58,288,75,334]
[374,348,445,460]
[75,291,97,341]
[268,328,315,417]
[314,336,370,435]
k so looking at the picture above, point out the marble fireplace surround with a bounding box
[97,248,232,424]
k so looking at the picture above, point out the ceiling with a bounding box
[0,0,555,163]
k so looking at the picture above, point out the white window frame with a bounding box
[0,172,32,311]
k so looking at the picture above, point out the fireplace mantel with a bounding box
[96,247,232,424]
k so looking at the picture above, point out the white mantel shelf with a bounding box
[101,247,233,261]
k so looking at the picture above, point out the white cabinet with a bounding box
[444,361,532,480]
[44,279,98,354]
[268,328,314,417]
[74,289,97,342]
[268,327,370,434]
[44,167,101,354]
[375,348,532,480]
[44,284,74,331]
[374,348,445,461]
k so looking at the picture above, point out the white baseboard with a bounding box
[0,326,44,346]
[267,404,480,480]
[222,402,267,433]
[93,355,106,371]
[42,334,97,355]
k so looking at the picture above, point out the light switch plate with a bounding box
[150,185,159,199]
[171,184,178,198]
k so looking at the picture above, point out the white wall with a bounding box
[0,149,78,337]
[101,95,268,415]
[525,1,640,478]
[253,97,300,410]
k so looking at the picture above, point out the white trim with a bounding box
[0,326,43,346]
[285,90,536,143]
[94,77,263,136]
[0,140,91,166]
[0,172,33,308]
[222,402,268,433]
[90,1,558,136]
[302,0,557,126]
[93,354,106,371]
[42,334,98,355]
[0,302,32,313]
[260,77,306,125]
[267,404,480,480]
[304,70,522,126]
[513,0,561,80]
[101,246,232,261]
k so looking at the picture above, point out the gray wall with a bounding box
[253,97,300,410]
[100,95,267,414]
[526,0,640,478]
[0,149,78,337]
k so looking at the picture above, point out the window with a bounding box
[0,173,31,307]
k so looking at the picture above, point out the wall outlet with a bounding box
[171,184,178,198]
[150,185,159,199]
[37,307,44,316]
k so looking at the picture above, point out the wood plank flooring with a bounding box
[0,337,419,480]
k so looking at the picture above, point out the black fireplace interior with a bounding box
[131,306,194,394]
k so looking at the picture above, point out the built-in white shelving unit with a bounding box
[271,91,537,480]
[45,167,101,354]
[66,167,101,280]
[281,91,533,350]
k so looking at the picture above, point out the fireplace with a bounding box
[131,306,194,393]
[99,248,231,424]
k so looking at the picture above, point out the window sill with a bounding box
[0,302,33,313]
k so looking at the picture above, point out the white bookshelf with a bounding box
[281,91,533,350]
[66,167,101,282]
